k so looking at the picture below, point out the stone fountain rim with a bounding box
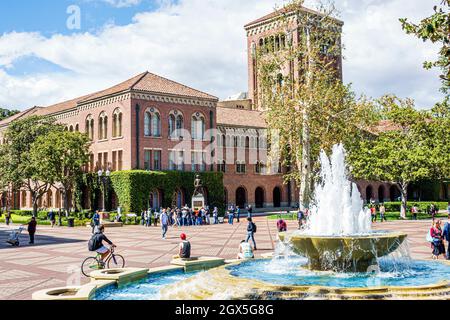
[281,231,408,240]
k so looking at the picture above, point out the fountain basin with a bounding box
[279,232,407,272]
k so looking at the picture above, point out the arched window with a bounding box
[169,114,176,138]
[144,111,151,137]
[176,115,184,137]
[191,113,205,140]
[169,112,183,138]
[144,108,161,137]
[75,124,79,132]
[113,109,122,138]
[152,112,161,137]
[85,115,94,140]
[98,112,108,140]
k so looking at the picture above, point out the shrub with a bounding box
[381,201,448,213]
[109,171,225,214]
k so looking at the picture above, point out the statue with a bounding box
[193,174,204,196]
[192,175,206,210]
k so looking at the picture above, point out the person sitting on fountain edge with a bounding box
[173,233,191,260]
[237,240,254,260]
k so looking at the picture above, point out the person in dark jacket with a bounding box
[443,215,450,260]
[91,225,116,263]
[246,218,257,250]
[24,217,37,244]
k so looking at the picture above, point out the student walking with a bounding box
[379,204,387,222]
[4,211,11,226]
[246,217,257,250]
[430,220,446,259]
[228,210,234,225]
[236,206,241,223]
[48,210,56,228]
[213,207,219,225]
[161,210,169,240]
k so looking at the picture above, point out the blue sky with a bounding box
[0,0,444,110]
[0,0,159,35]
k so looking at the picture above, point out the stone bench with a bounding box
[170,256,225,272]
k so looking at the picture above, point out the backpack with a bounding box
[88,234,101,252]
[252,222,257,233]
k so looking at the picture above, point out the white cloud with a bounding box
[102,0,142,8]
[0,0,445,110]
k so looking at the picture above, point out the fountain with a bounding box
[39,144,450,300]
[279,144,407,272]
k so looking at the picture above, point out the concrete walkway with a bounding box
[0,217,444,300]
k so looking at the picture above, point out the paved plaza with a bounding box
[0,217,442,300]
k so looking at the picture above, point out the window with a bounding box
[144,112,151,137]
[86,115,94,140]
[118,151,123,171]
[113,109,122,138]
[217,160,226,172]
[256,161,266,174]
[97,153,103,170]
[191,113,205,140]
[169,115,175,138]
[152,112,161,137]
[176,115,184,137]
[153,150,161,171]
[112,151,117,171]
[169,151,176,171]
[236,161,246,174]
[177,151,185,171]
[144,150,152,170]
[144,108,161,137]
[103,152,108,170]
[98,112,108,140]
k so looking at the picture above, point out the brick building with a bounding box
[0,5,448,212]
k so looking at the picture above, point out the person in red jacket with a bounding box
[277,219,287,232]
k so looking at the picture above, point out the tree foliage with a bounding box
[0,108,20,121]
[347,95,450,217]
[29,131,91,214]
[400,0,450,94]
[0,116,64,215]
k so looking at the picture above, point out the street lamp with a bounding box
[98,168,111,212]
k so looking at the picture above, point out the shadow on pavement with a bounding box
[0,228,84,249]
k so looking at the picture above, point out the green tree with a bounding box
[347,95,450,218]
[0,116,63,216]
[30,131,91,215]
[400,1,450,94]
[0,108,20,121]
[257,0,376,209]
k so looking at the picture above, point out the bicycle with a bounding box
[81,246,125,277]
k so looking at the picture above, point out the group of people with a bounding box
[136,206,221,229]
[226,204,253,225]
[369,204,388,223]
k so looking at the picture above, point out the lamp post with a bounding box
[98,168,111,212]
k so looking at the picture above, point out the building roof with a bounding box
[216,107,267,128]
[245,5,343,29]
[0,71,218,127]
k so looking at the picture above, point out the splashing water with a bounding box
[303,144,372,236]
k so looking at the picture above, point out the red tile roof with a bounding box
[0,71,217,126]
[217,107,267,128]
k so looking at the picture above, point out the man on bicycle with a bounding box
[89,225,116,265]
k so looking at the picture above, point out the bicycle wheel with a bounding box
[81,257,101,277]
[107,254,125,269]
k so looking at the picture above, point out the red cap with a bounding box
[180,233,187,240]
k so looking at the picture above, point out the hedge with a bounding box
[109,171,225,214]
[381,201,449,213]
